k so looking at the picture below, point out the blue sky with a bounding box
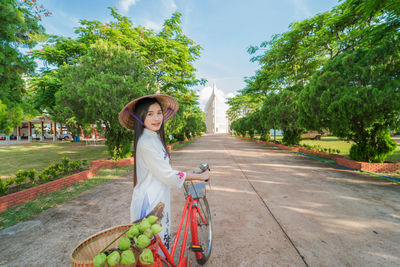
[37,0,339,108]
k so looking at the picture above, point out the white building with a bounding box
[204,84,229,133]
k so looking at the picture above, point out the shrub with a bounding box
[27,169,36,185]
[69,160,83,171]
[38,173,49,183]
[5,178,14,188]
[39,164,58,181]
[349,131,397,162]
[3,158,89,195]
[61,157,70,169]
[82,159,88,167]
[0,179,9,195]
[14,170,27,187]
[336,149,341,154]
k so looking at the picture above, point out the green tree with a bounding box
[0,0,49,134]
[230,117,248,137]
[299,39,400,162]
[241,0,400,149]
[181,105,206,139]
[31,7,206,146]
[227,91,262,122]
[245,15,331,145]
[56,40,153,159]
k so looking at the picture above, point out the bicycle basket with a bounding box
[186,183,206,199]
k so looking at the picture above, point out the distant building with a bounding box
[204,84,229,133]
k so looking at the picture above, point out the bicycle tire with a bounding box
[190,196,212,265]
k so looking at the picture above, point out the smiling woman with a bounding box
[143,103,164,132]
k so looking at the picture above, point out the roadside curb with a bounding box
[167,135,201,151]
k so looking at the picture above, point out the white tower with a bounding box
[204,84,229,133]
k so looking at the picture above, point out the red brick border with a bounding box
[0,136,202,213]
[166,135,200,151]
[0,157,134,213]
[237,136,400,173]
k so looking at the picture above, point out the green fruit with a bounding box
[136,234,150,249]
[147,215,158,224]
[107,251,120,266]
[139,219,151,233]
[139,248,154,265]
[118,236,131,251]
[92,252,106,267]
[151,224,162,235]
[120,250,136,265]
[143,228,153,239]
[127,225,140,239]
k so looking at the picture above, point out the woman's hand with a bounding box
[200,170,210,182]
[185,170,210,182]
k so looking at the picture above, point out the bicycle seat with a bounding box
[187,183,206,199]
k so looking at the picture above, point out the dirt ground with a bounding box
[0,134,399,266]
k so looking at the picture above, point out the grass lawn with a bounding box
[270,135,400,163]
[0,166,133,231]
[0,142,110,178]
[0,136,201,230]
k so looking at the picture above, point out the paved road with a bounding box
[0,134,399,266]
[170,134,400,266]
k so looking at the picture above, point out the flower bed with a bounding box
[0,157,89,196]
[0,157,134,213]
[237,136,400,173]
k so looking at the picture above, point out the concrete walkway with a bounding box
[0,134,399,266]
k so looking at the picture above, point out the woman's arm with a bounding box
[185,170,210,182]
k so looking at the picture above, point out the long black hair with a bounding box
[132,97,169,187]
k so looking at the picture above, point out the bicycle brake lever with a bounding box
[206,167,211,190]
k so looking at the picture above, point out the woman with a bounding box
[119,94,209,250]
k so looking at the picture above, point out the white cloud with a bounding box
[226,92,236,99]
[143,19,163,31]
[197,84,236,112]
[290,0,312,18]
[161,0,177,14]
[119,0,140,13]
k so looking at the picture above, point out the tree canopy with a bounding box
[228,0,400,162]
[56,40,153,159]
[27,7,206,158]
[0,0,49,134]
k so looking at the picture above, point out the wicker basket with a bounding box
[70,224,139,267]
[70,204,165,267]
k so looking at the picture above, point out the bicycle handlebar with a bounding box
[192,163,211,189]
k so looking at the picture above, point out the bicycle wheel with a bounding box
[190,196,212,265]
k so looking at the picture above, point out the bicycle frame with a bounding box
[155,193,208,267]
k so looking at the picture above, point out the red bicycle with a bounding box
[141,163,213,267]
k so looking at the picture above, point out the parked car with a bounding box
[32,133,54,140]
[301,131,327,140]
[0,133,6,140]
[58,133,73,141]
